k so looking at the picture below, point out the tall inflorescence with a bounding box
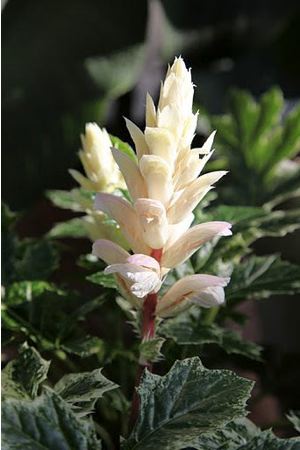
[92,57,232,339]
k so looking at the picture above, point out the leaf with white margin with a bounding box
[2,389,101,449]
[123,357,253,450]
[54,368,117,416]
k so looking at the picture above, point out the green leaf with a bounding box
[87,271,118,289]
[110,134,137,162]
[48,217,88,239]
[190,417,259,449]
[62,336,105,358]
[2,389,101,450]
[46,188,91,212]
[15,239,59,280]
[2,343,50,400]
[86,44,144,99]
[227,255,300,302]
[55,368,117,416]
[123,357,253,450]
[210,87,300,205]
[2,202,18,230]
[220,330,262,361]
[265,104,300,173]
[191,418,300,449]
[287,411,300,433]
[139,338,165,364]
[160,313,262,361]
[4,281,64,306]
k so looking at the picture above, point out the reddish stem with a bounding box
[129,248,162,429]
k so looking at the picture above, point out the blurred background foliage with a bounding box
[2,0,300,437]
[3,0,300,208]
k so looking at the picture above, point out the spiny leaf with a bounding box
[287,411,300,434]
[54,368,117,416]
[123,357,253,450]
[2,389,101,449]
[62,336,105,358]
[227,255,300,302]
[210,87,300,205]
[2,343,50,400]
[160,314,262,361]
[191,418,300,449]
[189,417,259,449]
[15,239,59,281]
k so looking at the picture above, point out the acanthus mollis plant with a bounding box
[3,58,300,450]
[92,59,231,352]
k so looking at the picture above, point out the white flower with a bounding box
[156,275,229,317]
[93,240,161,300]
[70,123,125,192]
[92,57,232,316]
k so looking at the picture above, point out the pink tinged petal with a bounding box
[139,155,173,206]
[192,286,225,308]
[161,221,232,269]
[127,254,160,273]
[105,263,161,298]
[167,171,228,223]
[92,239,129,265]
[95,193,150,254]
[166,213,194,249]
[146,93,157,127]
[114,274,141,309]
[125,118,149,159]
[135,198,169,249]
[156,274,229,317]
[144,127,176,167]
[111,148,147,201]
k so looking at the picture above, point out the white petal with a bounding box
[125,118,149,159]
[156,105,182,137]
[156,274,229,317]
[127,254,160,273]
[192,286,225,308]
[135,198,169,249]
[161,221,232,269]
[111,148,147,201]
[168,171,227,223]
[144,127,176,167]
[95,193,150,254]
[139,155,173,206]
[201,131,216,154]
[166,213,194,248]
[69,169,95,191]
[105,263,161,298]
[146,93,157,127]
[92,239,129,265]
[181,112,198,147]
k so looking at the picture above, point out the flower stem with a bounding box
[129,248,162,429]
